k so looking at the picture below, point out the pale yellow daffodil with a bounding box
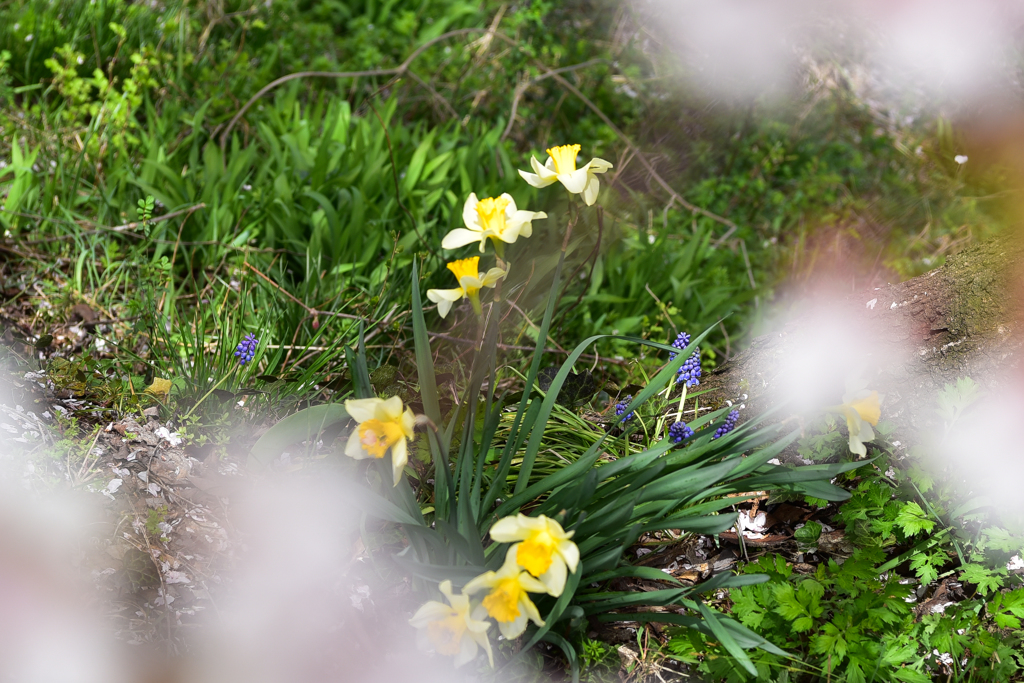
[488,513,579,596]
[464,547,547,639]
[409,580,493,668]
[441,193,546,254]
[835,387,884,458]
[344,396,416,486]
[518,144,613,206]
[426,256,507,318]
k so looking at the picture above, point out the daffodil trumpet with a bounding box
[409,580,493,668]
[518,144,613,206]
[827,388,884,458]
[442,193,546,255]
[426,256,507,319]
[343,395,417,486]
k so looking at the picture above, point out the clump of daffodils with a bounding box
[410,514,578,666]
[426,256,508,318]
[518,144,612,206]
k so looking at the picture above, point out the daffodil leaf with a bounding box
[247,403,348,470]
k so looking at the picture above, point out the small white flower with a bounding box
[954,155,968,165]
[25,34,33,42]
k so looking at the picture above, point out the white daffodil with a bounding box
[441,193,546,255]
[344,395,416,486]
[464,547,547,639]
[488,514,579,597]
[835,388,884,458]
[426,256,507,318]
[518,144,613,206]
[409,580,493,668]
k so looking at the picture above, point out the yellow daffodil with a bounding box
[488,513,579,596]
[441,193,547,254]
[343,396,416,486]
[426,256,507,318]
[834,387,884,458]
[518,144,613,206]
[464,547,547,639]
[409,580,493,668]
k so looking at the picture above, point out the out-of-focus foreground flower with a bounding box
[408,580,493,668]
[837,387,883,457]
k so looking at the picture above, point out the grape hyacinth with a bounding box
[615,395,635,423]
[667,331,691,362]
[668,421,694,444]
[711,410,740,439]
[235,333,259,365]
[676,351,701,387]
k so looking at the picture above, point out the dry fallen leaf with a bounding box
[145,377,173,397]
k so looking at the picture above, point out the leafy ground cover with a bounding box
[1,0,1022,681]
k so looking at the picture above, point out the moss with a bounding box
[945,232,1023,338]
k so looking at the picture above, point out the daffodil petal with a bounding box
[537,555,567,596]
[459,275,484,291]
[518,169,554,188]
[463,570,497,595]
[495,223,523,244]
[498,611,530,639]
[442,228,484,251]
[559,165,590,193]
[462,193,480,229]
[378,395,405,420]
[499,192,518,214]
[344,398,381,423]
[401,407,416,439]
[427,287,465,302]
[480,267,508,287]
[589,157,613,173]
[453,635,479,668]
[345,429,372,460]
[390,438,408,486]
[489,516,528,542]
[537,155,559,177]
[581,173,600,206]
[558,539,580,573]
[408,600,453,626]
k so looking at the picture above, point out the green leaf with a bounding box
[410,260,441,427]
[895,501,936,536]
[248,403,347,470]
[959,563,1004,596]
[793,521,823,547]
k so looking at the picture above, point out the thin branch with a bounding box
[500,58,606,142]
[219,28,491,149]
